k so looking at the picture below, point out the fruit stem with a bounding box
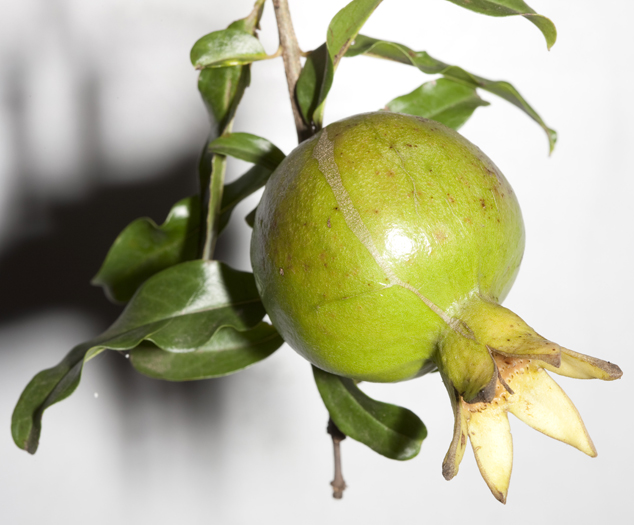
[327,418,347,499]
[272,0,313,142]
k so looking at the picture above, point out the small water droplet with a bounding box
[94,392,99,399]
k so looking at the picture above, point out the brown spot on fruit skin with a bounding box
[279,268,284,276]
[434,229,448,243]
[327,218,331,228]
[447,193,455,203]
[480,198,487,209]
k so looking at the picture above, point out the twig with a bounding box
[327,418,347,499]
[272,0,313,142]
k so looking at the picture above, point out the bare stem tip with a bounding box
[327,418,347,499]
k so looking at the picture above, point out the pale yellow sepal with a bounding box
[442,388,469,481]
[468,402,513,503]
[542,347,623,381]
[506,363,596,457]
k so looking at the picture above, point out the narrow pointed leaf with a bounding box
[92,197,200,303]
[313,366,426,460]
[12,260,265,453]
[130,322,284,381]
[208,133,285,171]
[296,43,332,126]
[202,154,228,260]
[386,78,490,130]
[446,0,557,50]
[198,66,251,139]
[346,35,556,152]
[327,0,384,67]
[191,28,267,69]
[218,165,272,232]
[245,206,257,228]
[295,0,383,128]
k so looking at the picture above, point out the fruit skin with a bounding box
[251,111,524,382]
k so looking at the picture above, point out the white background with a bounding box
[1,0,632,523]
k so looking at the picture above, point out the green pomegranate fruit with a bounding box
[251,112,622,502]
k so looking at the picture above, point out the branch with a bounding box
[272,0,313,142]
[327,418,347,499]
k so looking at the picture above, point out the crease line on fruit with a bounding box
[313,129,463,334]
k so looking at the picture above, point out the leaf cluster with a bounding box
[13,0,557,462]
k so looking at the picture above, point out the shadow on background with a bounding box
[0,45,241,434]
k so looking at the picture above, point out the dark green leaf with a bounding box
[202,155,228,260]
[190,28,268,69]
[208,133,285,171]
[12,260,265,453]
[327,0,384,66]
[386,78,490,130]
[347,35,556,152]
[130,322,283,381]
[295,0,383,128]
[228,0,266,35]
[446,0,557,50]
[245,206,257,228]
[219,165,272,232]
[296,43,332,127]
[92,196,201,303]
[198,66,251,139]
[313,366,427,460]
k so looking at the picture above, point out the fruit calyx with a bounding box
[436,297,622,503]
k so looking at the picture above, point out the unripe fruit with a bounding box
[252,112,523,381]
[251,112,621,502]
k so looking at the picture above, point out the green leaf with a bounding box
[198,66,251,139]
[208,133,286,171]
[295,0,383,128]
[12,260,265,453]
[296,43,332,127]
[219,165,272,232]
[327,0,384,67]
[202,154,228,260]
[190,28,268,69]
[130,322,283,381]
[446,0,557,50]
[92,197,201,304]
[386,78,490,130]
[313,366,427,460]
[245,206,257,228]
[347,34,556,153]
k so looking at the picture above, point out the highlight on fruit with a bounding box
[11,0,623,507]
[251,111,622,503]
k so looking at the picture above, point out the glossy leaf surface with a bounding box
[313,366,427,460]
[202,154,228,260]
[198,66,251,140]
[296,43,331,126]
[386,78,490,130]
[245,207,257,228]
[92,197,200,303]
[208,133,286,171]
[446,0,556,49]
[327,0,384,67]
[191,28,267,69]
[295,0,383,127]
[12,261,265,453]
[219,165,272,232]
[130,322,284,381]
[347,35,556,152]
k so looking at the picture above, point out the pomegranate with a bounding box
[250,111,621,502]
